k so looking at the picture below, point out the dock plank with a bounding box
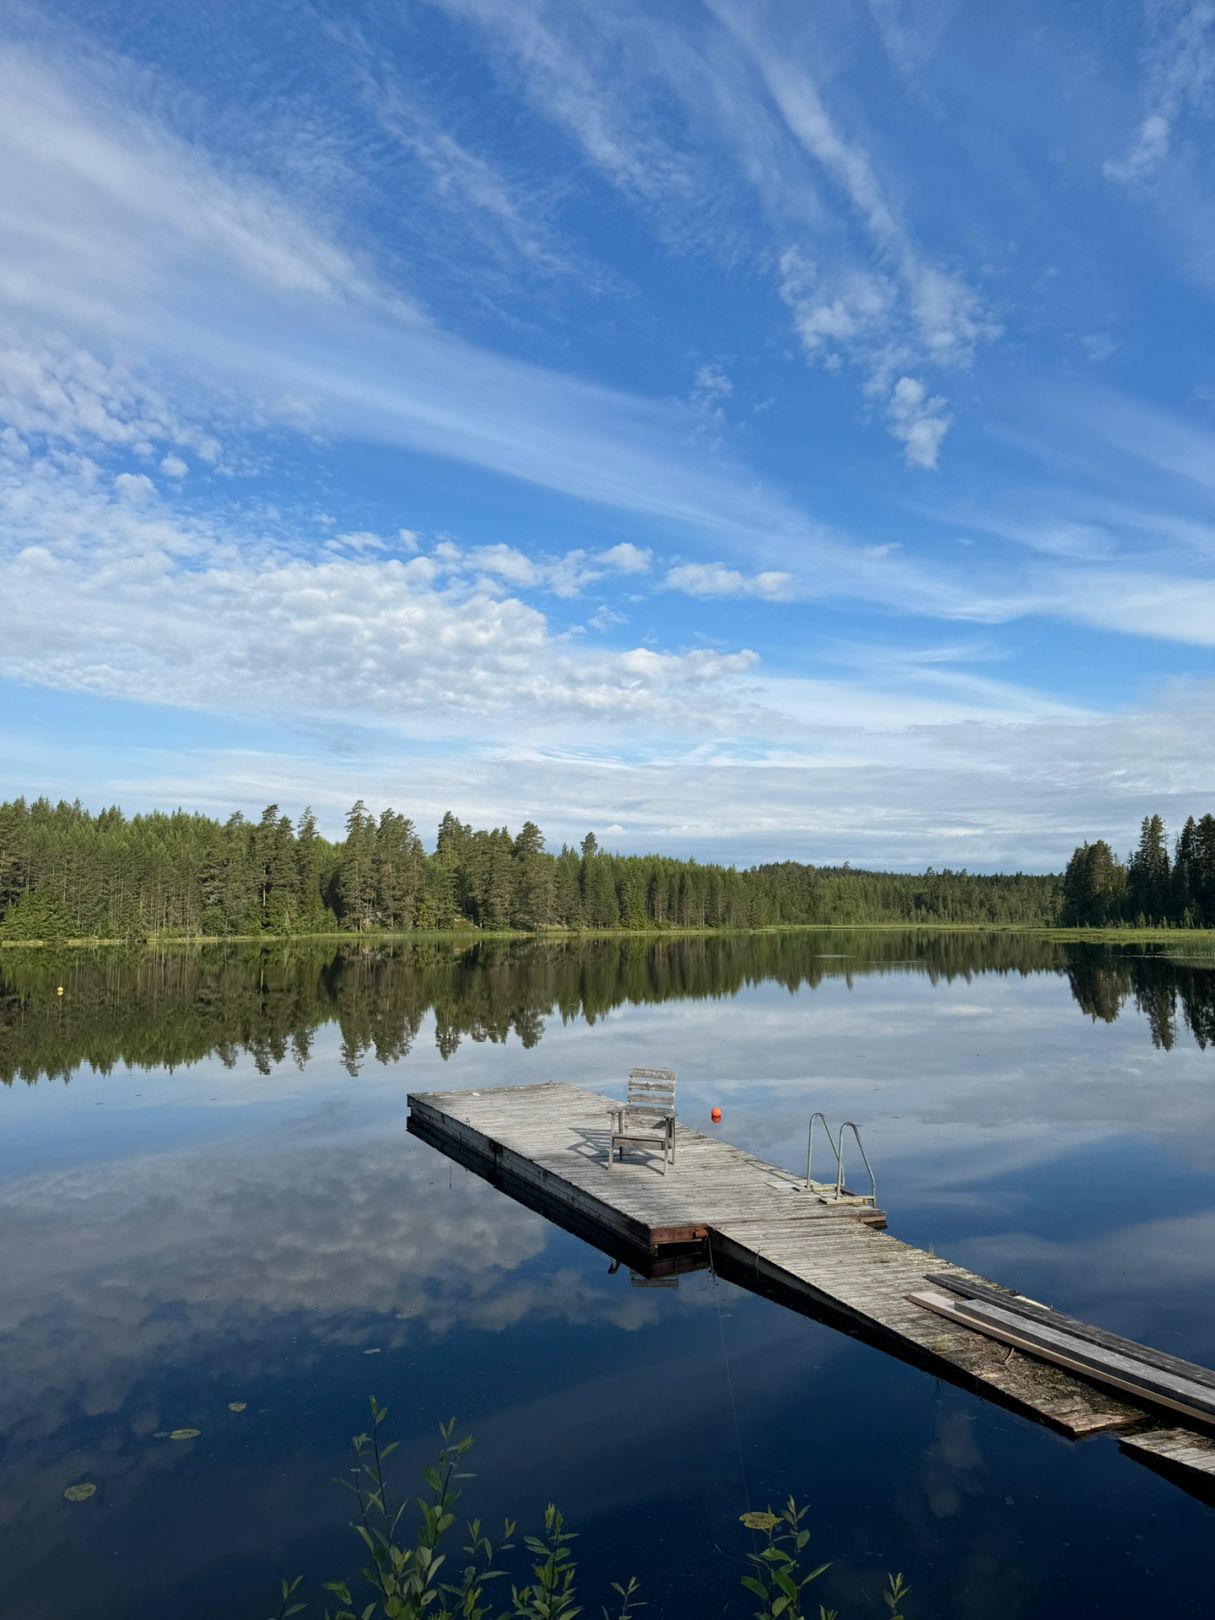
[1122,1428,1215,1476]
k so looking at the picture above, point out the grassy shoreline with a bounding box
[4,921,1215,950]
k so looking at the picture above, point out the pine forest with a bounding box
[2,795,1213,942]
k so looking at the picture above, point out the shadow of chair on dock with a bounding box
[566,1120,676,1176]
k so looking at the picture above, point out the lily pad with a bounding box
[227,1402,247,1413]
[739,1510,779,1532]
[168,1428,201,1441]
[63,1482,96,1502]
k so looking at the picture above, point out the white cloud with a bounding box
[0,45,399,319]
[422,0,699,211]
[0,39,959,601]
[778,253,897,363]
[466,542,642,598]
[6,445,1215,867]
[864,0,955,82]
[37,674,1215,871]
[160,452,188,477]
[113,471,156,502]
[692,362,733,409]
[0,331,221,461]
[665,562,793,599]
[886,375,950,469]
[341,24,586,288]
[0,460,772,747]
[468,542,541,587]
[1080,333,1119,364]
[722,17,997,460]
[429,0,996,465]
[1105,4,1215,186]
[329,529,388,553]
[598,541,651,574]
[1104,113,1171,183]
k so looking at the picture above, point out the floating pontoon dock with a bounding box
[407,1081,1215,1499]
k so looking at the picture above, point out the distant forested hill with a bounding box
[0,793,1072,941]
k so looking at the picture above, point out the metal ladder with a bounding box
[803,1111,877,1209]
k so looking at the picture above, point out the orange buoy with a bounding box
[710,1107,721,1123]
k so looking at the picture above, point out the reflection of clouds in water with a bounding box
[920,1410,985,1522]
[572,976,1215,1183]
[952,1209,1215,1349]
[0,1127,659,1532]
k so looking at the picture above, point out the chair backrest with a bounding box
[626,1067,676,1112]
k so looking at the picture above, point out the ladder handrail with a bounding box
[835,1120,877,1207]
[805,1111,841,1190]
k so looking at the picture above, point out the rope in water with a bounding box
[708,1239,751,1511]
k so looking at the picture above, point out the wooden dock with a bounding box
[406,1081,1215,1495]
[408,1080,886,1256]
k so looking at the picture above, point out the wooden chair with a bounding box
[608,1068,676,1172]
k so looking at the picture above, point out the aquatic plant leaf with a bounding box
[228,1402,247,1412]
[739,1511,779,1532]
[168,1428,201,1441]
[63,1482,96,1502]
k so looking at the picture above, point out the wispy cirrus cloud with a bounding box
[713,2,998,466]
[1104,1,1215,185]
[0,34,1029,626]
[0,39,863,582]
[428,0,998,466]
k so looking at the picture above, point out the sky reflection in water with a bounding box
[0,933,1213,1619]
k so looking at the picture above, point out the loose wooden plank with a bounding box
[910,1291,1215,1430]
[925,1273,1215,1394]
[711,1222,1140,1437]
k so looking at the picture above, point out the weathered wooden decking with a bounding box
[408,1081,886,1256]
[406,1081,1215,1493]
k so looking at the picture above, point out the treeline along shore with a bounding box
[1,795,1212,942]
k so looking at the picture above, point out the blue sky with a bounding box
[1,0,1213,869]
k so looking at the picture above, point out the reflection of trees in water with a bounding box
[1066,948,1215,1051]
[1,931,1211,1084]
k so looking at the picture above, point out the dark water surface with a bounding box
[2,932,1214,1619]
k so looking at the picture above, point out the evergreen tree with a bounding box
[1193,814,1215,925]
[1062,840,1126,925]
[511,821,551,930]
[295,808,333,933]
[337,802,378,931]
[1128,815,1170,923]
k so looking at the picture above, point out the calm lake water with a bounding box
[2,932,1214,1619]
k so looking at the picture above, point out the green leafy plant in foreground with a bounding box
[736,1498,911,1620]
[273,1399,907,1620]
[739,1500,829,1618]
